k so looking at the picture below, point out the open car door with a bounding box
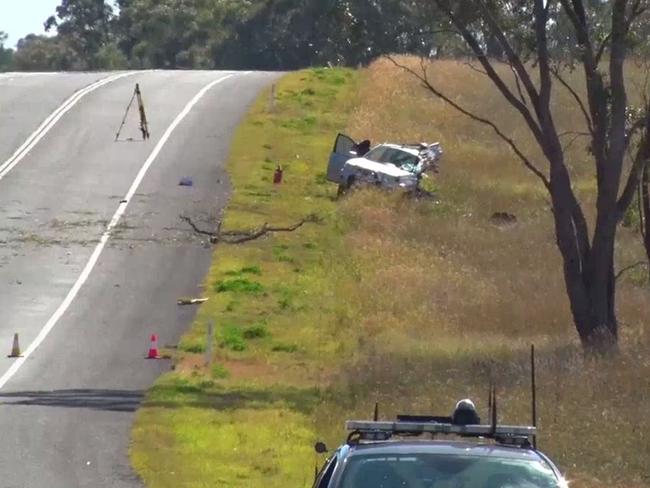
[326,133,357,184]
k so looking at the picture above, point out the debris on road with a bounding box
[177,297,209,306]
[179,177,193,187]
[326,133,443,195]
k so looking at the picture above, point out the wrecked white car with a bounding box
[326,134,443,194]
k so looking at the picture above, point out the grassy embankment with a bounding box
[133,59,650,488]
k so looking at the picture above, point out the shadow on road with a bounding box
[0,389,144,412]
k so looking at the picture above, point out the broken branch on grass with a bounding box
[180,215,314,244]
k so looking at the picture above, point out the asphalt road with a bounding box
[0,70,278,487]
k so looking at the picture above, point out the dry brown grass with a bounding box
[313,58,650,487]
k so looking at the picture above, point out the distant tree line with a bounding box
[0,0,448,72]
[4,0,646,72]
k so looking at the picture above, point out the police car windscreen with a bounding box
[338,453,561,488]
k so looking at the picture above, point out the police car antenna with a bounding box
[531,344,538,449]
[490,384,497,437]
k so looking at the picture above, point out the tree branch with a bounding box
[534,0,552,119]
[551,67,594,135]
[180,215,221,237]
[510,63,528,107]
[180,215,312,244]
[617,111,650,219]
[388,56,550,189]
[595,33,612,65]
[626,0,647,31]
[559,131,591,152]
[463,60,488,77]
[434,0,545,146]
[608,0,631,192]
[476,1,541,112]
[558,0,599,76]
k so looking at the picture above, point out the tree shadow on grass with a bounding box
[0,389,144,412]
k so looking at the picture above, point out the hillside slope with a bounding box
[133,59,650,488]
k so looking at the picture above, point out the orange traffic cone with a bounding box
[8,333,21,358]
[147,334,160,359]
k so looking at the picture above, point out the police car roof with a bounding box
[346,440,543,461]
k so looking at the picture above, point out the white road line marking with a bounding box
[0,72,139,181]
[0,73,236,390]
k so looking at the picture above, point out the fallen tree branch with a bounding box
[180,215,313,244]
[180,215,221,237]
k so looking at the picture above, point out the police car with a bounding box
[313,399,567,488]
[326,134,443,194]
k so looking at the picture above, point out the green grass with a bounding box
[214,277,265,294]
[225,265,262,276]
[271,342,299,353]
[130,67,360,487]
[243,323,269,339]
[220,324,247,352]
[132,377,318,487]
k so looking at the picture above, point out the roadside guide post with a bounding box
[269,84,277,113]
[205,321,214,367]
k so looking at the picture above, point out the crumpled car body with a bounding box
[326,134,443,193]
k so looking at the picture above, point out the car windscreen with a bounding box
[364,147,419,169]
[337,453,561,488]
[364,146,389,162]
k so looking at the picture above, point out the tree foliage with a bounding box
[44,0,116,69]
[9,0,444,71]
[12,34,77,71]
[9,0,650,72]
[0,31,14,71]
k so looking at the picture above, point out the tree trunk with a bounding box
[642,165,650,282]
[557,226,618,353]
[549,160,618,354]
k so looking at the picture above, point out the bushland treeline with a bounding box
[0,0,441,71]
[4,0,642,72]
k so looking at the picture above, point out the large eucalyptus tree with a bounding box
[395,0,650,352]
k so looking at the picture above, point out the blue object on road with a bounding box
[179,177,193,187]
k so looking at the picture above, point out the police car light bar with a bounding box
[346,420,536,438]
